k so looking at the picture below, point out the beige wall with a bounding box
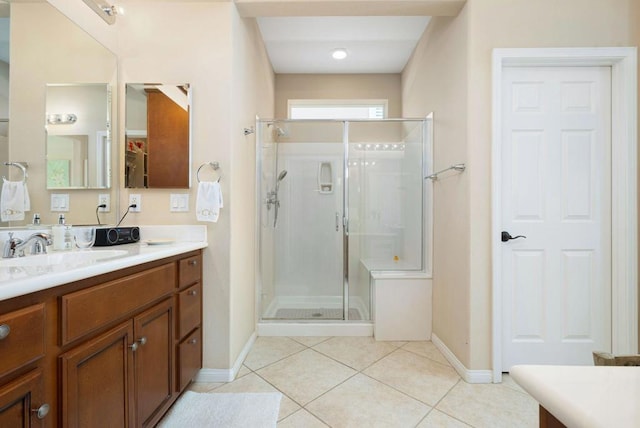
[117,1,274,369]
[275,74,401,118]
[402,10,470,366]
[466,0,636,369]
[10,2,118,226]
[229,6,275,364]
[405,0,637,371]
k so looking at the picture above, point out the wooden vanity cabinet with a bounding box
[0,249,203,427]
[0,302,48,426]
[176,253,203,392]
[0,369,47,427]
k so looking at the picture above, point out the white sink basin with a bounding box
[0,249,128,267]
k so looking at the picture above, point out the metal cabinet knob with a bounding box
[138,336,147,346]
[188,260,197,266]
[129,342,139,352]
[189,338,198,345]
[188,290,197,296]
[0,324,10,340]
[32,403,50,420]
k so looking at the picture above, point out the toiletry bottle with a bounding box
[52,214,71,251]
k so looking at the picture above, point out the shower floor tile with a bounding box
[273,307,361,320]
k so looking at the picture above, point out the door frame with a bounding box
[491,47,638,382]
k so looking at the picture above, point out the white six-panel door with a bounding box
[501,66,612,370]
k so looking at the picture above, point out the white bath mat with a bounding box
[157,391,281,428]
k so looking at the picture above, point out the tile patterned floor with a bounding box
[190,337,538,427]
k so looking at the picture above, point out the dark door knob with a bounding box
[501,231,526,242]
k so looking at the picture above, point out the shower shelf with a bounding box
[317,161,333,194]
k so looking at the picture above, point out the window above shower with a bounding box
[288,99,387,119]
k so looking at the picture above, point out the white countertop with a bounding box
[511,365,640,428]
[0,225,208,302]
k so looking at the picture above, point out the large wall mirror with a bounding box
[46,83,111,189]
[125,83,191,189]
[0,1,117,227]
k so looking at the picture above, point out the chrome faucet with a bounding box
[3,232,53,258]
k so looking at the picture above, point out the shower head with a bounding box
[277,170,288,182]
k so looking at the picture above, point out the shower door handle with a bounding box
[335,212,340,231]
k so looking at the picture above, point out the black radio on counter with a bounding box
[94,226,140,246]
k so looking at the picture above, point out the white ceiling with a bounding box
[257,16,431,74]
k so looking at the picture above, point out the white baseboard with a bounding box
[195,332,257,383]
[432,333,493,384]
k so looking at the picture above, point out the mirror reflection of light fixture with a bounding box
[82,0,118,25]
[47,114,77,125]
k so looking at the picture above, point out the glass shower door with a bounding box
[259,120,346,320]
[346,120,426,321]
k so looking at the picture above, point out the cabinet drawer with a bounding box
[61,263,175,345]
[0,304,45,378]
[177,328,202,391]
[178,255,201,288]
[177,283,201,339]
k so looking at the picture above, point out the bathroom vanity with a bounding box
[0,239,206,427]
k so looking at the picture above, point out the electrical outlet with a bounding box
[129,194,141,212]
[98,194,110,212]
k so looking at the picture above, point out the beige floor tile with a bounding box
[236,364,252,379]
[436,381,538,428]
[243,337,306,371]
[403,341,451,366]
[312,336,399,370]
[187,381,224,393]
[306,373,430,428]
[416,409,472,427]
[364,349,460,406]
[257,349,357,405]
[289,336,331,347]
[500,373,527,394]
[277,409,329,428]
[212,372,300,420]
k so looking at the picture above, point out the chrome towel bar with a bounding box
[425,163,466,181]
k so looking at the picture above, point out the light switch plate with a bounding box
[170,194,189,212]
[51,194,69,212]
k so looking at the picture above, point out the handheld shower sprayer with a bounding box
[275,170,288,191]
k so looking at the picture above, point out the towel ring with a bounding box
[3,162,28,183]
[197,161,221,183]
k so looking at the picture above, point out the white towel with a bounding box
[196,181,223,222]
[1,179,30,221]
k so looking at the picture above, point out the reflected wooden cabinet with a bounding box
[146,89,189,188]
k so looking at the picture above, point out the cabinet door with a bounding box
[0,369,48,427]
[134,299,173,427]
[60,322,135,428]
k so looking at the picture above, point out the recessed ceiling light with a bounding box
[332,48,348,60]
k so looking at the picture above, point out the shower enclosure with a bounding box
[257,117,432,323]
